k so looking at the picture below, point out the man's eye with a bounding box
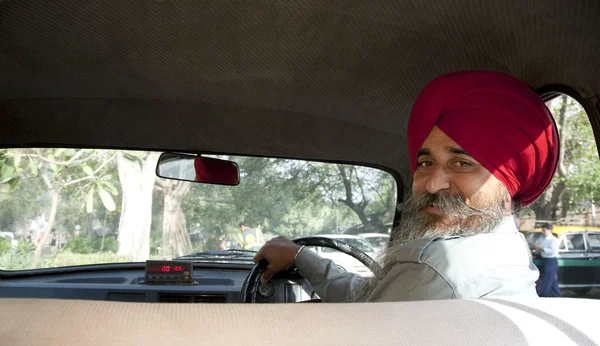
[418,161,433,167]
[453,161,472,168]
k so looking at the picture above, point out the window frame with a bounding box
[586,232,600,252]
[558,235,568,251]
[560,233,588,252]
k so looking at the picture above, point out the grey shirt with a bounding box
[294,216,540,302]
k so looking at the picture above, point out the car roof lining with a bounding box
[1,0,600,191]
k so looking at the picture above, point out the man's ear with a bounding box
[509,198,523,213]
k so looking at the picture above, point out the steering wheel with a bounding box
[241,236,383,303]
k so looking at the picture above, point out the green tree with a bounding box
[180,156,396,249]
[0,148,117,268]
[294,162,396,232]
[0,175,45,235]
[525,95,600,222]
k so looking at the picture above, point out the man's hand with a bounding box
[528,242,542,252]
[253,236,301,285]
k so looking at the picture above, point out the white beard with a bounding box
[349,188,511,302]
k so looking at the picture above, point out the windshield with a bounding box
[321,238,375,253]
[362,237,389,250]
[0,149,397,270]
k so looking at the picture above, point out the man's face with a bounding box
[410,126,511,229]
[350,126,514,302]
[542,228,551,236]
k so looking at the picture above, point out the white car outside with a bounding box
[357,233,390,254]
[307,234,377,277]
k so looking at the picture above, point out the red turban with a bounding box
[407,71,559,206]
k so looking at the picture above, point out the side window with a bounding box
[587,233,600,251]
[558,236,567,251]
[566,234,586,251]
[515,94,599,239]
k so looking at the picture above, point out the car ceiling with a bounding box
[1,0,599,190]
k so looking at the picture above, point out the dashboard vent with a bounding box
[157,293,226,303]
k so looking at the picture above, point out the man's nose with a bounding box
[425,166,451,194]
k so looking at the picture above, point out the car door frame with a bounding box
[555,231,600,288]
[580,231,600,288]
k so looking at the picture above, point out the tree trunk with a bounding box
[560,191,571,220]
[116,152,159,261]
[336,165,372,231]
[161,180,192,258]
[346,203,371,229]
[531,181,567,221]
[30,188,60,269]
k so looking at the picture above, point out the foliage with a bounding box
[523,95,600,222]
[0,148,119,268]
[150,230,163,255]
[0,237,11,253]
[0,177,46,234]
[64,236,118,254]
[0,242,34,270]
[180,156,396,250]
[0,149,397,269]
[42,251,130,268]
[561,99,600,206]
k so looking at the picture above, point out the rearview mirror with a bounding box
[156,152,240,186]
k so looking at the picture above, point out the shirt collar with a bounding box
[491,215,519,234]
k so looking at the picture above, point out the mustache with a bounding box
[398,191,490,219]
[351,189,510,302]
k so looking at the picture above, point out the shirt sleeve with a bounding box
[540,238,559,257]
[293,248,360,302]
[366,261,456,301]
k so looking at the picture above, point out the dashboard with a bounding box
[0,263,315,303]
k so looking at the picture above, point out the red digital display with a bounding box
[145,261,192,283]
[146,263,190,273]
[147,265,179,273]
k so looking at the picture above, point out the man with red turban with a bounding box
[254,71,559,302]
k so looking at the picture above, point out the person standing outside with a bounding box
[531,224,562,297]
[237,223,265,251]
[236,223,250,249]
